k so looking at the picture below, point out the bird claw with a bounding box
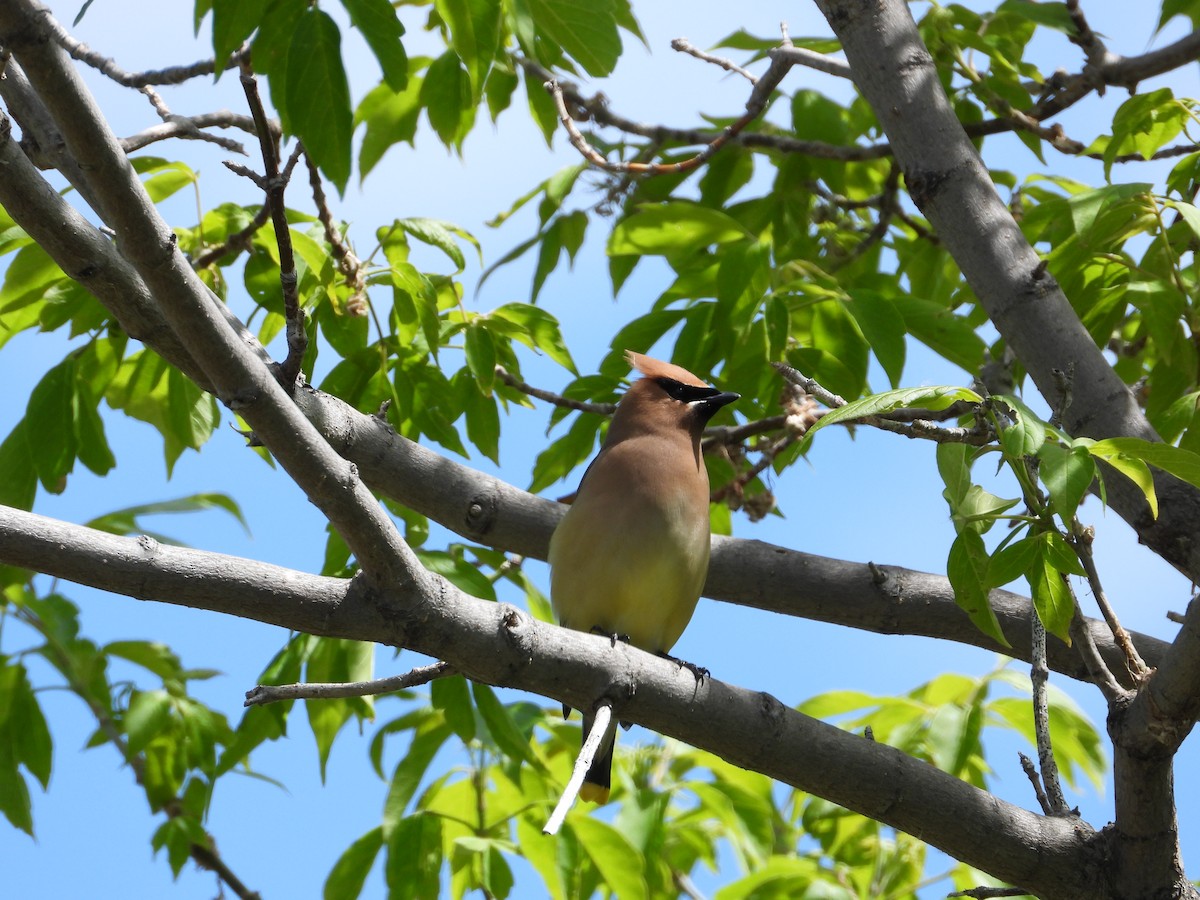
[659,652,709,684]
[590,626,631,647]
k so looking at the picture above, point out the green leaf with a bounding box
[464,320,497,394]
[85,493,248,539]
[105,641,184,680]
[1039,530,1086,577]
[436,0,502,96]
[1038,442,1095,520]
[25,359,76,493]
[398,217,480,273]
[342,0,408,90]
[471,682,541,769]
[1087,436,1200,492]
[525,0,621,77]
[0,741,33,835]
[382,720,452,826]
[569,816,648,899]
[846,290,906,388]
[890,296,987,372]
[1027,546,1074,642]
[947,531,1009,646]
[124,689,173,755]
[1079,438,1160,518]
[9,666,51,790]
[987,535,1039,588]
[609,203,749,256]
[386,814,443,899]
[491,303,577,373]
[286,9,353,191]
[801,385,982,450]
[0,419,37,510]
[324,826,384,900]
[1105,89,1188,176]
[421,51,475,149]
[431,674,476,743]
[357,73,426,180]
[305,638,375,780]
[998,0,1074,32]
[993,392,1048,458]
[211,0,265,72]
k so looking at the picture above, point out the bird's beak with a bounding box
[698,391,740,414]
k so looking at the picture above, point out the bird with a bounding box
[548,350,739,804]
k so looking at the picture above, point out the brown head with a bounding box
[604,350,740,447]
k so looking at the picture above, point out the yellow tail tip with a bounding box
[579,783,611,805]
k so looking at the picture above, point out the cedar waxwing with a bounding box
[548,351,739,803]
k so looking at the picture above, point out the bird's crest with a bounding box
[624,350,709,388]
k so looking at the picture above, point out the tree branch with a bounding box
[0,505,1103,897]
[814,0,1200,588]
[0,0,419,595]
[245,661,455,706]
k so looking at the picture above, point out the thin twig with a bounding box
[519,56,887,162]
[772,363,992,445]
[238,61,306,385]
[544,702,614,835]
[47,19,248,87]
[1018,751,1051,814]
[1067,594,1130,703]
[122,108,256,155]
[192,204,271,269]
[1030,607,1069,814]
[494,365,617,415]
[1070,523,1150,679]
[244,660,455,706]
[671,37,758,84]
[1065,0,1113,70]
[305,152,368,315]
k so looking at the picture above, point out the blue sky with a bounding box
[1,1,1197,897]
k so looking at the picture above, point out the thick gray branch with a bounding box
[0,504,1102,897]
[814,1,1197,894]
[816,0,1200,588]
[0,0,422,595]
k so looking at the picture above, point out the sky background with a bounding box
[1,1,1198,897]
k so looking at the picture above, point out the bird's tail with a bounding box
[579,712,617,804]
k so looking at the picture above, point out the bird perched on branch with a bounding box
[548,350,739,804]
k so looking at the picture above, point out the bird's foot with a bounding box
[658,652,709,684]
[590,626,631,648]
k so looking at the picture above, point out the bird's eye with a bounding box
[654,377,721,403]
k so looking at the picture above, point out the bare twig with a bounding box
[238,61,306,385]
[244,660,455,706]
[192,203,271,270]
[671,37,757,84]
[1070,524,1150,679]
[135,85,247,153]
[494,365,617,415]
[519,57,888,163]
[1030,607,1070,815]
[772,363,992,445]
[305,152,368,315]
[544,701,615,835]
[122,107,256,155]
[1018,750,1052,814]
[771,45,853,80]
[47,19,248,86]
[1065,0,1114,70]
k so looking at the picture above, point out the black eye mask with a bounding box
[653,377,723,403]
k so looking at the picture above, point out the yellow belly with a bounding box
[548,490,709,654]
